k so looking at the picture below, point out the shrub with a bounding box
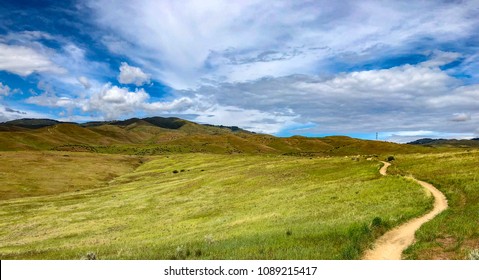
[468,249,479,260]
[175,245,187,259]
[195,249,202,257]
[371,217,382,228]
[85,252,96,260]
[172,170,179,174]
[386,156,395,162]
[286,229,292,236]
[204,234,215,245]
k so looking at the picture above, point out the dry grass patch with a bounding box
[0,151,145,200]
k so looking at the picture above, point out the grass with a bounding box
[388,150,479,259]
[2,122,443,156]
[0,151,144,200]
[0,153,432,259]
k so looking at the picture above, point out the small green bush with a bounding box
[371,217,382,228]
[386,156,395,162]
[468,249,479,260]
[85,252,96,260]
[195,249,202,257]
[172,170,179,174]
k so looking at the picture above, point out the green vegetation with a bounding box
[0,151,143,200]
[0,118,438,156]
[388,151,479,259]
[1,117,477,259]
[0,153,431,259]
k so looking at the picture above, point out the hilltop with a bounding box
[408,138,479,148]
[1,116,436,156]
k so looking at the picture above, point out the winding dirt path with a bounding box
[362,161,448,260]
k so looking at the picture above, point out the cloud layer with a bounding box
[86,0,479,89]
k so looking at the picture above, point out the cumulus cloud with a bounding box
[27,81,193,120]
[118,62,150,86]
[83,84,195,119]
[0,43,66,76]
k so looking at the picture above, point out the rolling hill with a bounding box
[1,116,436,155]
[408,138,479,148]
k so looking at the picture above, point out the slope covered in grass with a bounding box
[0,117,443,156]
[0,151,143,200]
[0,154,432,259]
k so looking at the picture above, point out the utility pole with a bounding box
[376,132,378,140]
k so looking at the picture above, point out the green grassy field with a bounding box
[0,151,144,200]
[388,151,479,259]
[0,153,432,259]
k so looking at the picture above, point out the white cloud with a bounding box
[420,50,462,68]
[0,82,12,96]
[27,93,75,108]
[176,55,479,135]
[83,84,195,119]
[26,81,194,120]
[26,81,76,109]
[118,62,150,86]
[296,63,455,96]
[86,0,479,89]
[1,32,111,95]
[77,76,92,89]
[81,84,149,118]
[0,43,66,76]
[144,97,193,112]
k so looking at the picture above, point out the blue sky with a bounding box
[1,0,479,142]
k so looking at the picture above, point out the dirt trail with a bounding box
[362,161,448,260]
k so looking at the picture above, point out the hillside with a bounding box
[408,138,479,148]
[1,116,435,155]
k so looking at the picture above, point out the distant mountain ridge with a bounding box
[408,138,479,148]
[1,117,250,133]
[1,118,70,129]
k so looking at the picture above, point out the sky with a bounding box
[0,0,479,142]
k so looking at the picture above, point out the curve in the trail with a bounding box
[362,161,448,260]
